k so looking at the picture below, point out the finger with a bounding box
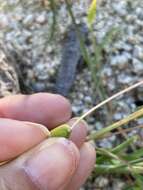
[66,142,96,190]
[0,93,71,129]
[0,138,80,190]
[68,118,88,148]
[0,118,50,162]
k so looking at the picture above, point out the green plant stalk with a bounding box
[64,0,91,66]
[87,0,105,100]
[87,0,97,28]
[87,107,143,140]
[71,80,143,129]
[123,148,143,161]
[111,136,138,154]
[96,147,142,176]
[96,136,138,163]
[96,147,122,161]
[49,82,143,139]
[65,0,106,101]
[49,0,57,40]
[65,0,106,103]
[95,164,143,175]
[96,158,143,175]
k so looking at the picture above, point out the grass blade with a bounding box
[72,80,143,129]
[87,0,97,28]
[87,107,143,140]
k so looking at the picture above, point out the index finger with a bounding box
[0,93,72,129]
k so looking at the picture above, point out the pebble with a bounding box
[112,180,125,190]
[113,112,123,121]
[137,118,143,125]
[95,122,103,130]
[112,1,127,16]
[101,67,112,77]
[31,82,46,92]
[133,45,143,59]
[95,176,109,188]
[132,58,143,74]
[107,78,116,91]
[0,14,9,29]
[99,138,113,148]
[23,15,34,27]
[117,73,134,84]
[35,13,46,24]
[110,53,131,69]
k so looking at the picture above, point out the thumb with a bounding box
[0,138,79,190]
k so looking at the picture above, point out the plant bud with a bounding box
[50,124,71,138]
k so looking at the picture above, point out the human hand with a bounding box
[0,93,95,190]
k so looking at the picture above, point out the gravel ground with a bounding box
[0,0,143,189]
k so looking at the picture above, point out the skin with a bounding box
[0,93,96,190]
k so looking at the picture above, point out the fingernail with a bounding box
[24,122,50,137]
[24,138,79,190]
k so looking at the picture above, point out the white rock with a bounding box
[112,1,127,16]
[133,45,143,59]
[23,15,34,26]
[95,122,103,130]
[0,14,9,29]
[36,14,46,24]
[108,79,116,91]
[101,67,112,77]
[95,176,109,188]
[117,73,134,84]
[99,139,113,149]
[110,53,131,69]
[137,118,143,125]
[114,113,123,121]
[136,7,143,20]
[132,58,143,74]
[112,180,125,190]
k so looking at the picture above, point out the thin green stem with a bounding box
[87,107,143,140]
[95,164,143,175]
[72,80,143,129]
[64,0,91,66]
[111,136,138,154]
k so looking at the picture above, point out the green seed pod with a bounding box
[50,124,71,138]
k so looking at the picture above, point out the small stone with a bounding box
[95,176,109,188]
[112,180,125,190]
[113,112,123,121]
[107,78,116,91]
[136,7,143,20]
[32,82,46,92]
[95,122,103,130]
[72,105,82,114]
[112,1,127,16]
[36,14,46,24]
[101,67,112,77]
[99,139,113,148]
[46,46,53,53]
[137,118,143,125]
[34,63,49,81]
[23,15,34,27]
[84,96,92,103]
[0,14,9,29]
[117,73,134,84]
[110,53,131,69]
[133,45,143,59]
[132,58,143,74]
